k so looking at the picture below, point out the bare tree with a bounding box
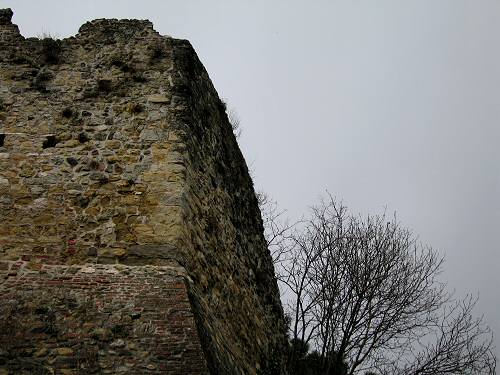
[257,191,296,265]
[274,196,496,375]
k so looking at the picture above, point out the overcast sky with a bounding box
[3,0,499,358]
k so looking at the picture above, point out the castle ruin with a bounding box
[0,9,285,374]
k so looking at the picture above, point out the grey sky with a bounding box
[3,0,499,359]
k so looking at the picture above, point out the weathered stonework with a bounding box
[1,262,208,374]
[0,8,285,375]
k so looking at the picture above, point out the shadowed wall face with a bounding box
[0,8,285,374]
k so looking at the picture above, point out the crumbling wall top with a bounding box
[0,8,159,43]
[0,8,21,43]
[0,8,13,25]
[77,18,157,41]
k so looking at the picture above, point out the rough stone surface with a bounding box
[0,262,208,374]
[0,9,286,375]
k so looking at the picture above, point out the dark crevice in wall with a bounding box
[0,134,5,147]
[42,135,58,148]
[61,107,73,118]
[78,132,89,143]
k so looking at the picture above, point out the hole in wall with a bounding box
[0,134,5,147]
[89,160,100,170]
[42,135,58,149]
[61,107,73,118]
[78,132,89,143]
[66,157,78,167]
[97,79,112,93]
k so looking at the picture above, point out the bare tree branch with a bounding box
[266,195,496,375]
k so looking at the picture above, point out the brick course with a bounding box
[0,262,209,374]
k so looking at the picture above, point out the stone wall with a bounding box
[0,261,208,374]
[0,8,286,375]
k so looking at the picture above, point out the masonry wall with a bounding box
[0,10,184,265]
[170,41,286,374]
[0,262,208,374]
[0,8,286,375]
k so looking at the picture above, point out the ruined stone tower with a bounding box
[0,9,285,374]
